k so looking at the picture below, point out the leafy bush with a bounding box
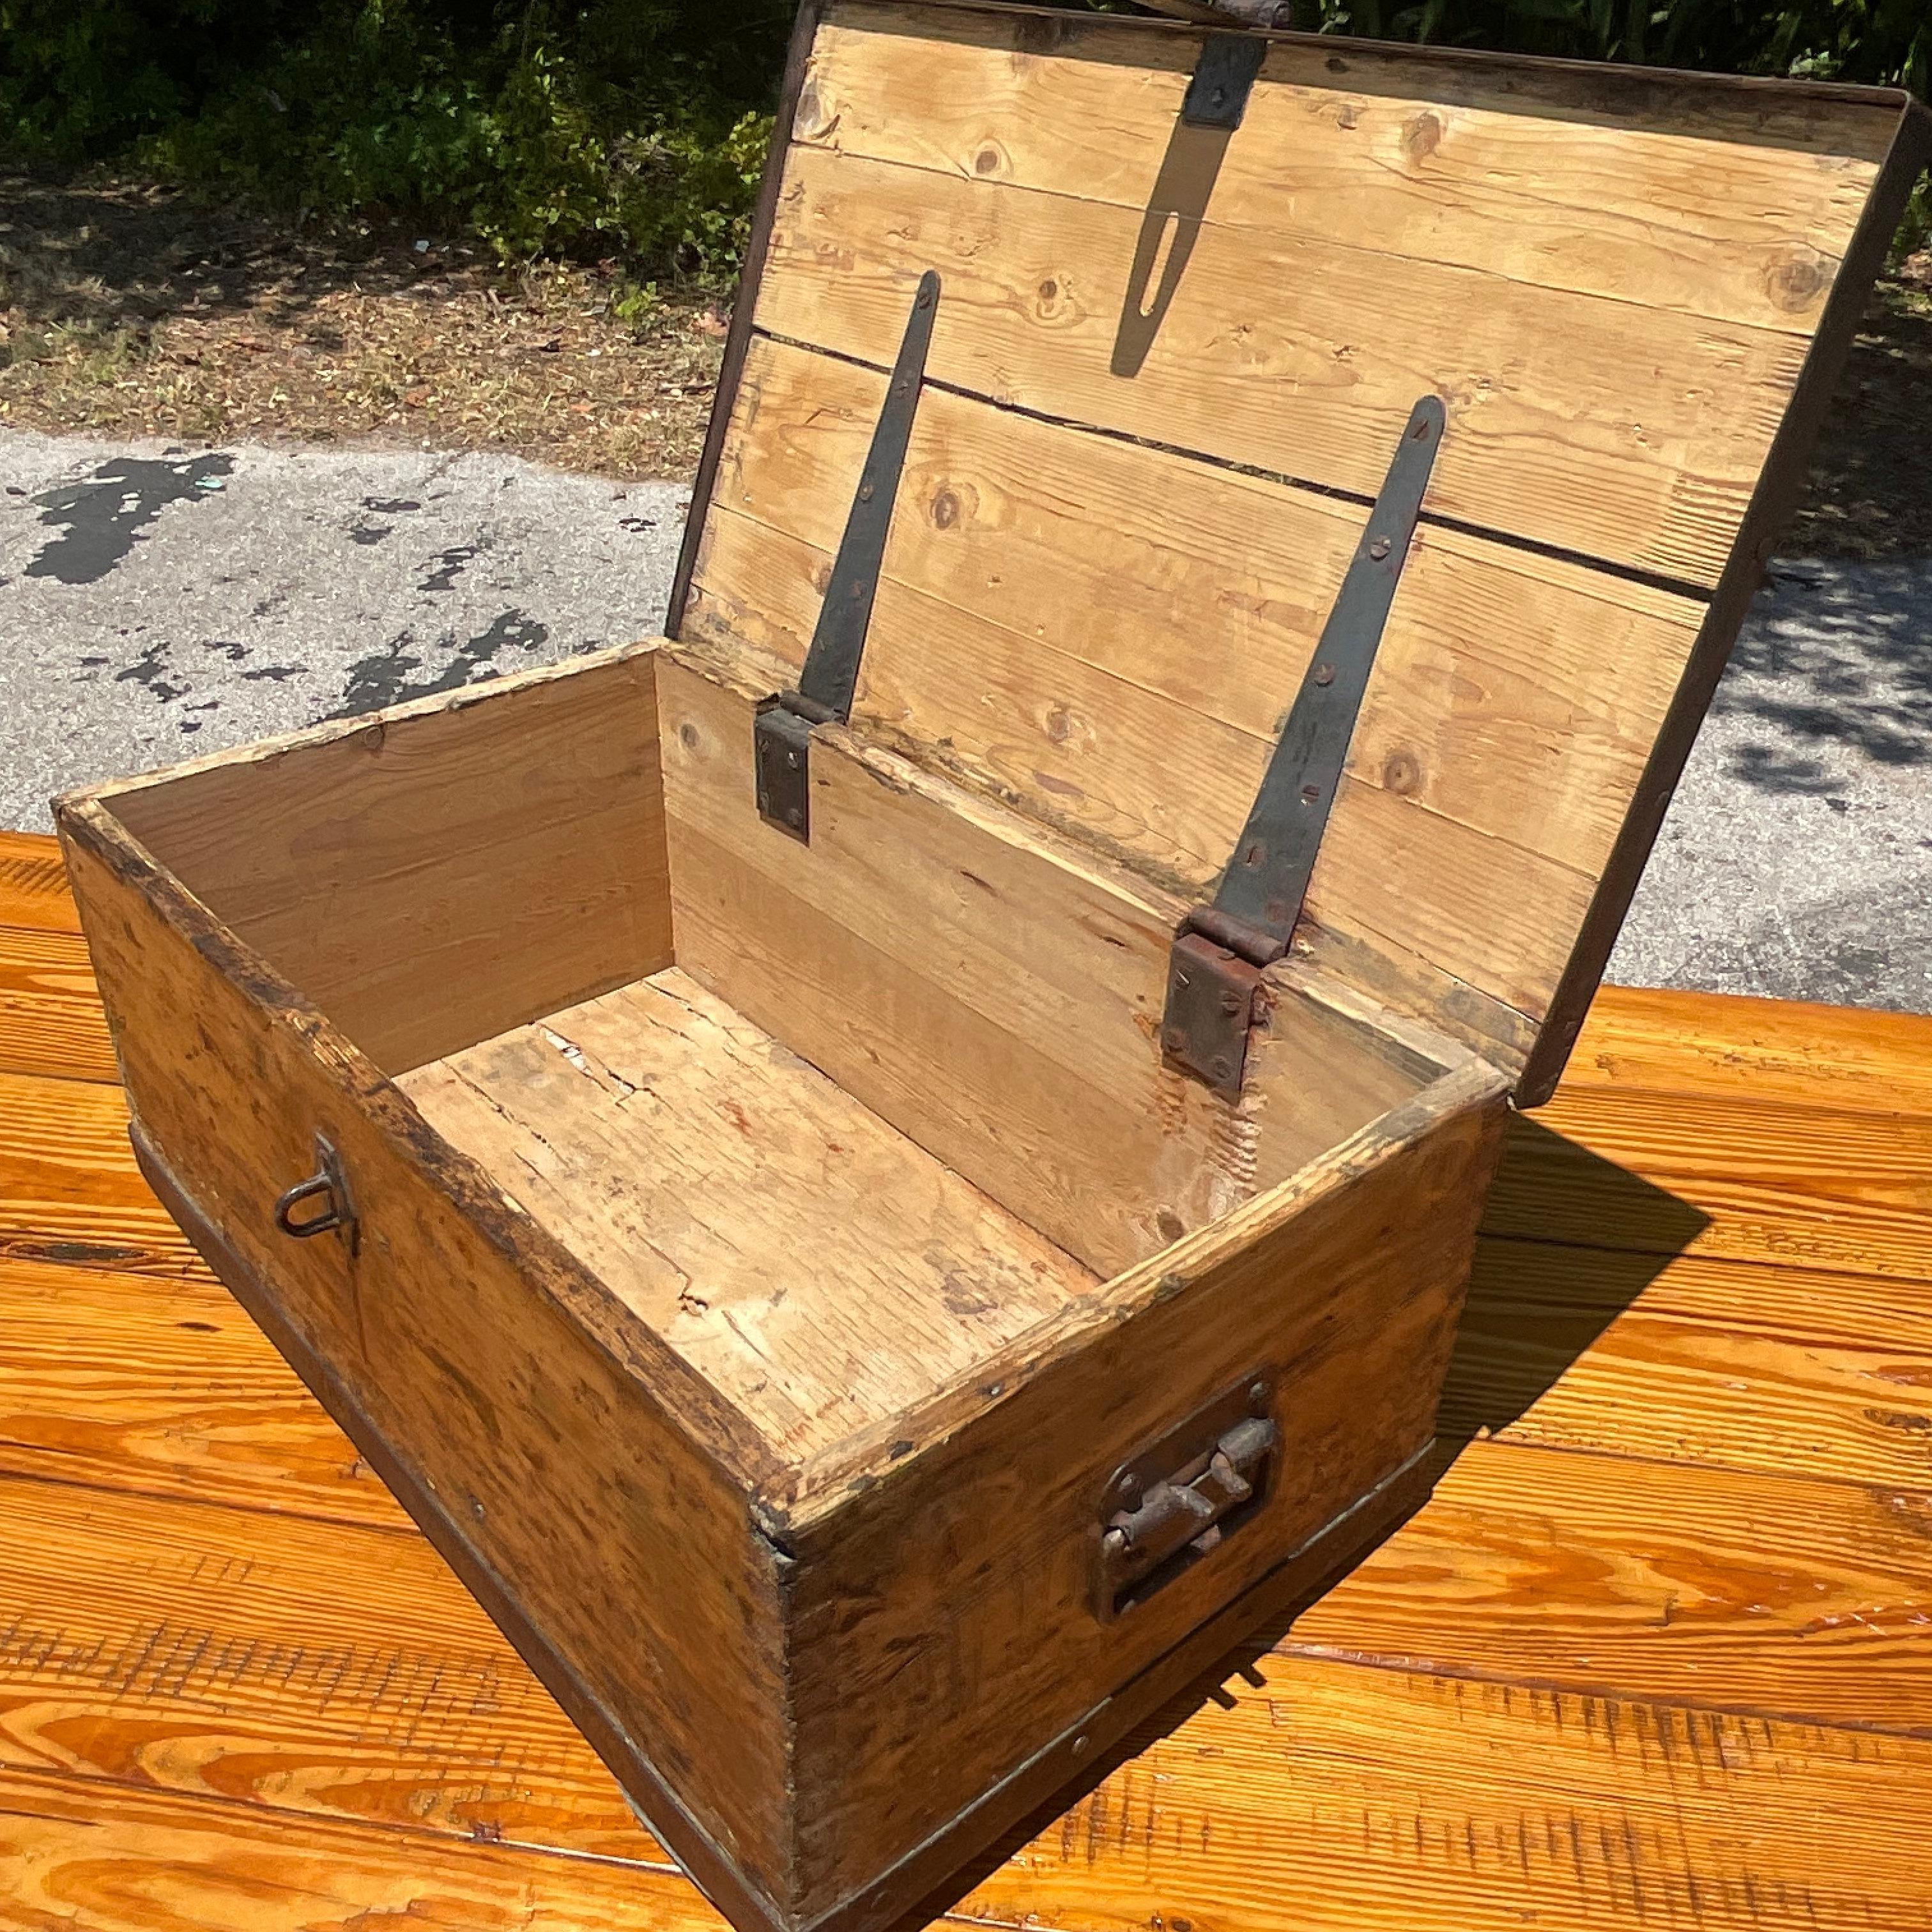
[1,0,1924,280]
[0,0,792,280]
[1277,0,1929,88]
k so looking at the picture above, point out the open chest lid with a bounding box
[668,0,1929,1105]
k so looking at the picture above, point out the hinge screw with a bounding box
[1219,990,1243,1016]
[1248,1379,1272,1413]
[1313,663,1335,686]
[858,479,875,502]
[1162,1026,1186,1054]
[1368,535,1392,560]
[1210,1054,1234,1082]
[786,751,801,770]
[1300,783,1320,804]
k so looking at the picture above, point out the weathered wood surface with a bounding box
[401,965,1096,1464]
[6,829,1932,1928]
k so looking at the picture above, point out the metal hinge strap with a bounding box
[755,270,940,840]
[1181,32,1266,130]
[1162,394,1446,1098]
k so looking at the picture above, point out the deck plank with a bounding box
[1485,1092,1932,1280]
[1568,984,1932,1117]
[0,1067,202,1276]
[0,829,81,934]
[0,1255,409,1529]
[0,1765,715,1932]
[0,923,118,1082]
[956,1652,1932,1932]
[1292,1435,1932,1733]
[1445,1238,1932,1489]
[0,1472,659,1863]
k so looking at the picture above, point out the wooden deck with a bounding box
[3,822,1929,1929]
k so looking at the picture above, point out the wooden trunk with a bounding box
[56,8,1928,1931]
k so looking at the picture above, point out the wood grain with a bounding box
[956,1652,1932,1932]
[401,967,1096,1464]
[689,333,1701,1031]
[756,141,1812,588]
[0,922,117,1083]
[1488,1090,1932,1280]
[58,799,801,1907]
[0,1255,410,1529]
[98,643,673,1076]
[0,828,80,933]
[1570,983,1932,1116]
[657,648,1466,1279]
[0,1068,203,1276]
[805,6,1889,337]
[1447,1238,1932,1491]
[0,1766,707,1932]
[1293,1434,1932,1733]
[0,1471,654,1860]
[780,1072,1508,1916]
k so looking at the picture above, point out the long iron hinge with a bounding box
[755,270,940,840]
[1162,394,1446,1099]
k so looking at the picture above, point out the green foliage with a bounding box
[1271,0,1931,84]
[2,0,1926,279]
[0,0,789,280]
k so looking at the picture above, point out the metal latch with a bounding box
[755,270,940,841]
[1161,395,1446,1098]
[1097,1377,1278,1620]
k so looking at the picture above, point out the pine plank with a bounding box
[806,6,1888,337]
[757,142,1812,588]
[1487,1091,1932,1280]
[0,922,118,1083]
[0,829,79,934]
[0,1255,409,1529]
[1570,984,1932,1116]
[1447,1238,1932,1489]
[957,1653,1932,1932]
[1289,1434,1932,1733]
[0,1068,201,1276]
[0,1766,712,1932]
[0,1472,657,1862]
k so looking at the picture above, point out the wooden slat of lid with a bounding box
[689,332,1704,1030]
[758,4,1894,589]
[804,4,1892,339]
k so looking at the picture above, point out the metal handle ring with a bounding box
[274,1172,343,1238]
[272,1132,358,1251]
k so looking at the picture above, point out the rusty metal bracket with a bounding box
[1161,395,1446,1098]
[1096,1376,1278,1620]
[755,270,940,841]
[1181,31,1266,129]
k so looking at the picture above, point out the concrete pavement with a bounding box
[2,429,1926,1012]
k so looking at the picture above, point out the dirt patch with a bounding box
[0,172,725,479]
[3,169,1931,559]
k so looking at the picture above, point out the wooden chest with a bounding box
[56,8,1926,1930]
